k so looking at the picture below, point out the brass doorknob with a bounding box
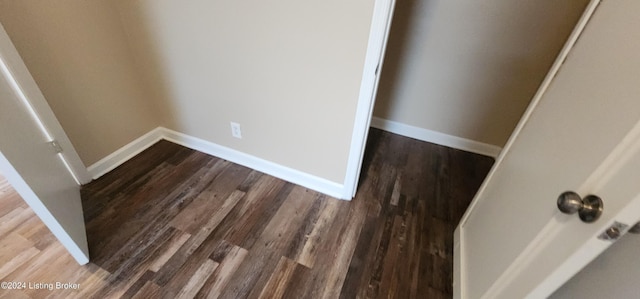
[557,191,603,223]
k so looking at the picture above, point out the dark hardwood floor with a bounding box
[0,128,493,298]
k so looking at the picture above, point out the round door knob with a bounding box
[557,191,603,223]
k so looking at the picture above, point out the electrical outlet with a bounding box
[230,122,242,139]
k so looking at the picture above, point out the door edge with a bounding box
[343,0,397,198]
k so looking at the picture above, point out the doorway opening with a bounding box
[353,0,592,197]
[344,0,594,295]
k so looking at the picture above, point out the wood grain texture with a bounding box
[0,129,493,298]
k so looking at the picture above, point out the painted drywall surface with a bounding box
[374,0,590,147]
[0,1,161,166]
[114,0,374,183]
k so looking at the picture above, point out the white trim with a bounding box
[85,122,363,199]
[371,117,502,158]
[161,128,348,200]
[87,127,164,179]
[87,127,349,199]
[455,0,602,297]
[344,0,397,198]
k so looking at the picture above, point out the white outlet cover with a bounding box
[230,122,242,139]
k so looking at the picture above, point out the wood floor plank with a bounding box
[118,270,156,299]
[153,189,246,293]
[390,173,402,206]
[292,194,367,299]
[82,141,187,198]
[218,185,318,299]
[0,291,30,299]
[2,241,67,283]
[0,129,493,298]
[148,232,192,273]
[377,212,410,299]
[0,207,33,239]
[255,256,299,299]
[316,202,367,299]
[198,242,248,299]
[168,160,241,234]
[0,233,33,267]
[152,190,248,288]
[14,219,57,251]
[289,196,340,268]
[92,154,216,261]
[71,265,111,298]
[0,246,39,281]
[131,280,162,299]
[223,176,290,249]
[339,180,386,299]
[91,227,179,298]
[396,196,419,299]
[0,193,27,218]
[175,258,219,299]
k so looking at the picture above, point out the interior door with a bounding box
[455,0,640,297]
[0,25,89,264]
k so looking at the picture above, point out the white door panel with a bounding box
[458,0,640,297]
[0,24,89,264]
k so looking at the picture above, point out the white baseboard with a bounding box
[86,121,497,200]
[87,127,164,179]
[370,117,502,158]
[87,126,349,200]
[161,128,349,200]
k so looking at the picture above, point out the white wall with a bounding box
[0,0,161,166]
[114,0,375,183]
[374,0,589,147]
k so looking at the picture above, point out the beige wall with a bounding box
[1,0,584,184]
[0,0,374,184]
[374,0,590,146]
[114,0,374,183]
[0,0,161,166]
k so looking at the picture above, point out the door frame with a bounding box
[343,0,396,198]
